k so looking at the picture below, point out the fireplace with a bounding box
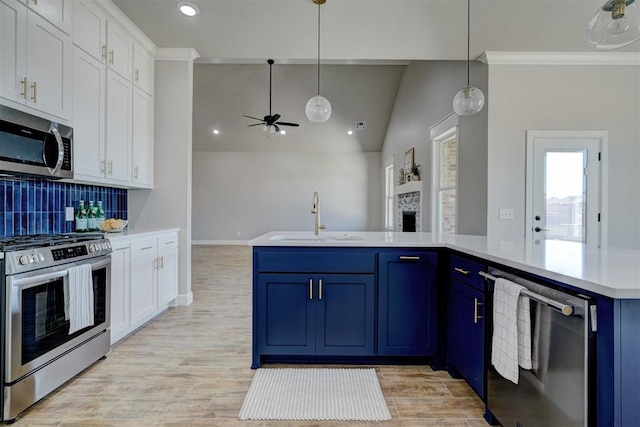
[402,211,417,232]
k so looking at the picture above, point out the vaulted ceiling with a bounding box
[112,0,637,152]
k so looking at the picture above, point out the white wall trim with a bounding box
[174,292,194,306]
[192,239,248,245]
[479,51,640,66]
[156,48,200,61]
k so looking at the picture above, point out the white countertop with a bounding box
[248,231,640,299]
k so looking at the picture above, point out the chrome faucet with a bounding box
[311,191,326,235]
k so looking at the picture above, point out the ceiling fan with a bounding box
[244,59,300,134]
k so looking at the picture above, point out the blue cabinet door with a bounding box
[378,251,438,356]
[256,274,315,355]
[448,278,485,399]
[315,274,375,356]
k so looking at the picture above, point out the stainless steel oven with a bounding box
[0,234,111,422]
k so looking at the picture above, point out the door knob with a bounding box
[534,227,549,232]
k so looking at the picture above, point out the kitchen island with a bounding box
[249,231,640,426]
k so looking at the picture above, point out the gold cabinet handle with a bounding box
[102,44,107,61]
[399,256,420,260]
[474,298,483,324]
[454,267,471,275]
[319,279,323,300]
[109,49,114,65]
[309,279,313,300]
[20,77,27,99]
[135,69,139,82]
[30,81,37,102]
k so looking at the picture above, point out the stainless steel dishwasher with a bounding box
[482,268,596,427]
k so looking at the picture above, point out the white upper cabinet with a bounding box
[72,46,105,180]
[132,87,153,188]
[0,0,71,121]
[70,0,155,188]
[23,0,72,34]
[72,0,106,63]
[106,20,132,81]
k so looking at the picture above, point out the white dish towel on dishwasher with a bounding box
[491,278,532,384]
[64,264,95,335]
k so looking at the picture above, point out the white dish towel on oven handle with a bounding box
[64,264,94,335]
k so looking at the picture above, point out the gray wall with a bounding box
[381,60,488,234]
[192,151,382,241]
[487,63,640,249]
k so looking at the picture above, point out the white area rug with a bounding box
[238,368,392,421]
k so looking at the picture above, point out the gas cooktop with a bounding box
[0,233,105,252]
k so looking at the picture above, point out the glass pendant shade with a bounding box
[453,86,485,116]
[586,0,640,50]
[305,95,332,122]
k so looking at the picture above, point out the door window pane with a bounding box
[439,137,457,188]
[544,151,586,243]
[439,189,457,234]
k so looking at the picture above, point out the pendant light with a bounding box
[305,0,332,123]
[586,0,640,50]
[453,0,485,116]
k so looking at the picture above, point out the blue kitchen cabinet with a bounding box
[378,250,438,356]
[447,255,486,399]
[252,247,376,367]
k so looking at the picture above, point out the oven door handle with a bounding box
[12,270,68,289]
[10,257,110,289]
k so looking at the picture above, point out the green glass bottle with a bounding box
[95,201,106,231]
[87,201,97,231]
[75,200,88,231]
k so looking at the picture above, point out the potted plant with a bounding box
[410,164,421,181]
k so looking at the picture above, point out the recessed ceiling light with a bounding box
[177,1,199,16]
[347,130,353,135]
[212,129,219,135]
[280,130,286,135]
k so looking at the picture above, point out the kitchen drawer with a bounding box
[158,234,178,249]
[255,249,376,274]
[450,255,484,291]
[130,238,158,258]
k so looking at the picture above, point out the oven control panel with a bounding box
[52,245,89,261]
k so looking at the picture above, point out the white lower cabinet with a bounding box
[109,230,179,345]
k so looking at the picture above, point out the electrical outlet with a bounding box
[499,208,514,220]
[499,240,514,251]
[65,207,74,221]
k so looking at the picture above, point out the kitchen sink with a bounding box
[269,234,365,242]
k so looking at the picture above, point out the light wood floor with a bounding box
[16,245,486,426]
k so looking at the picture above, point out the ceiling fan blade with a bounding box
[247,123,264,127]
[275,122,300,127]
[271,113,281,122]
[244,115,263,121]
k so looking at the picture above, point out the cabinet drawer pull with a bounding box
[135,69,140,82]
[454,267,471,276]
[114,247,128,251]
[164,241,175,245]
[20,77,27,99]
[319,279,323,300]
[30,81,37,103]
[109,49,114,65]
[140,246,153,250]
[102,44,107,61]
[474,298,483,324]
[399,256,420,260]
[159,255,164,269]
[309,279,313,300]
[108,160,113,175]
[134,166,139,179]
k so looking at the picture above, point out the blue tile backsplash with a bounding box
[0,178,127,237]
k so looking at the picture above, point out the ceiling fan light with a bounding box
[453,86,485,116]
[586,0,640,50]
[305,95,332,122]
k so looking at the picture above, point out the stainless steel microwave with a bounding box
[0,106,73,180]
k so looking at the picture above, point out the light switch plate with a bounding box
[499,208,514,220]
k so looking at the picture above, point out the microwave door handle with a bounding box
[47,123,65,176]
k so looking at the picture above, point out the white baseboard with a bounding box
[175,291,193,306]
[192,240,248,245]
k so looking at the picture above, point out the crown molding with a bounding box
[479,51,640,66]
[155,48,201,62]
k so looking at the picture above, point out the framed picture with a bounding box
[404,148,414,173]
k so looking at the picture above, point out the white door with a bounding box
[526,130,606,248]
